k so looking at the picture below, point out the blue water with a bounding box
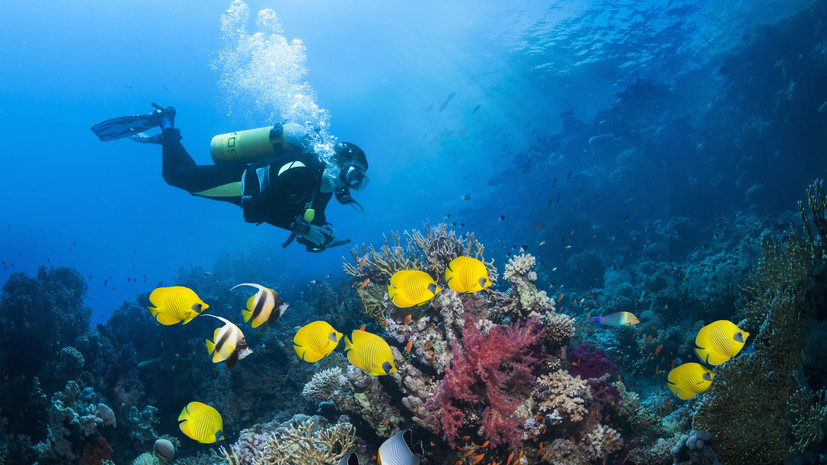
[0,0,820,322]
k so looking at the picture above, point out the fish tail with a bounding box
[241,308,252,323]
[589,316,600,324]
[344,335,353,352]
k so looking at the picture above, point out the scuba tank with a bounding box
[210,122,307,164]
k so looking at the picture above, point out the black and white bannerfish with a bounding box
[203,314,252,368]
[231,283,289,328]
[378,429,421,465]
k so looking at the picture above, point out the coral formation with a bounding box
[222,414,355,465]
[426,315,542,449]
[694,179,827,465]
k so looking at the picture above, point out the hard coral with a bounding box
[533,369,592,425]
[426,315,542,449]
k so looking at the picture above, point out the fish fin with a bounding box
[154,312,182,325]
[231,282,261,291]
[226,351,239,369]
[206,339,215,355]
[178,404,190,421]
[241,308,253,323]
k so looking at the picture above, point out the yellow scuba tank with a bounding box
[210,122,307,164]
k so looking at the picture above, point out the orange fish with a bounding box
[655,344,663,355]
[359,324,367,331]
[536,222,542,231]
[428,356,435,365]
[381,320,389,328]
[358,255,367,269]
[424,341,433,350]
[557,293,565,302]
[405,340,413,355]
[464,449,475,457]
[404,314,412,325]
[671,358,677,368]
[361,278,370,288]
[645,334,653,344]
[481,440,489,448]
[506,453,514,465]
[473,454,484,464]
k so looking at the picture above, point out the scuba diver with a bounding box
[92,103,368,252]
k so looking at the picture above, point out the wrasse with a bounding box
[590,312,640,326]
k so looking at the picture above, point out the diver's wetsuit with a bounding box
[161,128,332,231]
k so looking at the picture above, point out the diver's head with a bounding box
[332,142,368,212]
[334,142,369,192]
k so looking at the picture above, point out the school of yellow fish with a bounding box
[140,256,495,459]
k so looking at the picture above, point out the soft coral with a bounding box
[427,314,542,449]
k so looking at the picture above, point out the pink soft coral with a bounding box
[426,314,542,449]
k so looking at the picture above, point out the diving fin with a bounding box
[91,103,171,141]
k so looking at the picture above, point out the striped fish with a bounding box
[378,429,421,465]
[344,329,397,376]
[204,314,252,368]
[231,283,289,328]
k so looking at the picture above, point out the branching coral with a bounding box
[694,179,827,465]
[533,369,592,425]
[426,315,542,449]
[495,254,554,319]
[788,387,827,452]
[344,222,495,322]
[250,418,355,465]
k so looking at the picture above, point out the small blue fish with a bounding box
[590,312,640,326]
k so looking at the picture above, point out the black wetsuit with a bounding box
[161,128,332,231]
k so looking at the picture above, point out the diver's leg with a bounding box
[161,128,245,205]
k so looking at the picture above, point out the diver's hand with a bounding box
[299,223,337,252]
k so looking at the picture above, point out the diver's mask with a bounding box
[342,164,369,191]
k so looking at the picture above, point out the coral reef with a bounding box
[693,179,827,465]
[33,381,116,464]
[222,414,355,465]
[426,315,542,449]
